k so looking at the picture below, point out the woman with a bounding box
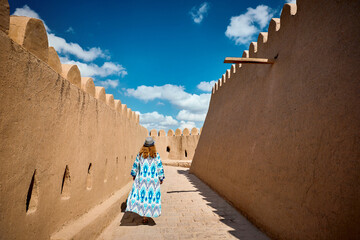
[125,137,165,224]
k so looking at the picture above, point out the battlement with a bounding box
[149,127,201,137]
[3,13,139,123]
[148,127,202,161]
[212,3,297,96]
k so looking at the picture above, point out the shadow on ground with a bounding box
[177,169,269,240]
[119,212,156,226]
[119,200,156,226]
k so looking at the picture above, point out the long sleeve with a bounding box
[130,154,140,177]
[156,153,165,181]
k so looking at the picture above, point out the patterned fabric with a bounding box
[125,152,165,218]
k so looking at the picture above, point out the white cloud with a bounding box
[179,121,197,130]
[48,33,108,62]
[126,84,210,114]
[197,80,217,92]
[285,0,296,3]
[139,111,198,132]
[13,5,51,32]
[176,110,206,122]
[66,27,75,33]
[126,84,211,123]
[13,5,109,62]
[190,2,210,24]
[95,79,119,89]
[140,111,179,130]
[225,5,275,45]
[60,57,127,78]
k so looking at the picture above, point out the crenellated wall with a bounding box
[148,128,202,160]
[0,2,148,239]
[191,0,360,239]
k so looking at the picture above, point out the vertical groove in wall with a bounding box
[86,163,92,190]
[61,165,71,200]
[104,159,108,183]
[26,169,39,214]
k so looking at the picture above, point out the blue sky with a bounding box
[10,0,295,131]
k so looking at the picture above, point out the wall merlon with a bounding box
[167,129,174,136]
[191,127,199,135]
[158,130,166,137]
[114,100,121,112]
[175,128,182,136]
[242,50,249,58]
[48,47,62,74]
[231,64,236,74]
[0,0,9,34]
[61,64,81,88]
[136,113,139,124]
[81,77,95,97]
[131,111,136,122]
[95,86,106,102]
[249,42,258,57]
[150,129,157,137]
[105,94,115,109]
[222,73,226,84]
[121,104,127,116]
[268,18,281,41]
[127,108,132,120]
[226,69,231,80]
[9,16,48,63]
[183,128,190,136]
[280,3,297,21]
[257,32,268,45]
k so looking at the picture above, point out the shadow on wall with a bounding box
[176,169,269,240]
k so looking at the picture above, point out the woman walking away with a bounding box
[125,137,165,224]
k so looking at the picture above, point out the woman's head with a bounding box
[140,137,157,158]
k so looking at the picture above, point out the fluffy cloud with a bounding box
[13,5,50,31]
[197,80,217,92]
[225,5,275,45]
[176,110,206,122]
[60,57,127,78]
[13,5,110,62]
[126,84,210,114]
[95,79,119,89]
[126,84,210,124]
[48,34,107,62]
[285,0,296,3]
[179,121,197,130]
[189,2,210,24]
[140,111,179,130]
[138,111,197,132]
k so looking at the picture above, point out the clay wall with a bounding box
[190,0,360,239]
[149,128,200,160]
[0,3,147,239]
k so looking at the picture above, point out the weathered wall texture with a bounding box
[149,128,200,160]
[190,0,360,239]
[0,4,147,239]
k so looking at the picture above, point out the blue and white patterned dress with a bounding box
[125,152,165,218]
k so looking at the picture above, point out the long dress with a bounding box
[125,152,165,218]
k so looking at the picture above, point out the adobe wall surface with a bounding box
[149,128,200,160]
[0,5,147,239]
[190,0,360,239]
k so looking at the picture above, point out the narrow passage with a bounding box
[98,166,269,240]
